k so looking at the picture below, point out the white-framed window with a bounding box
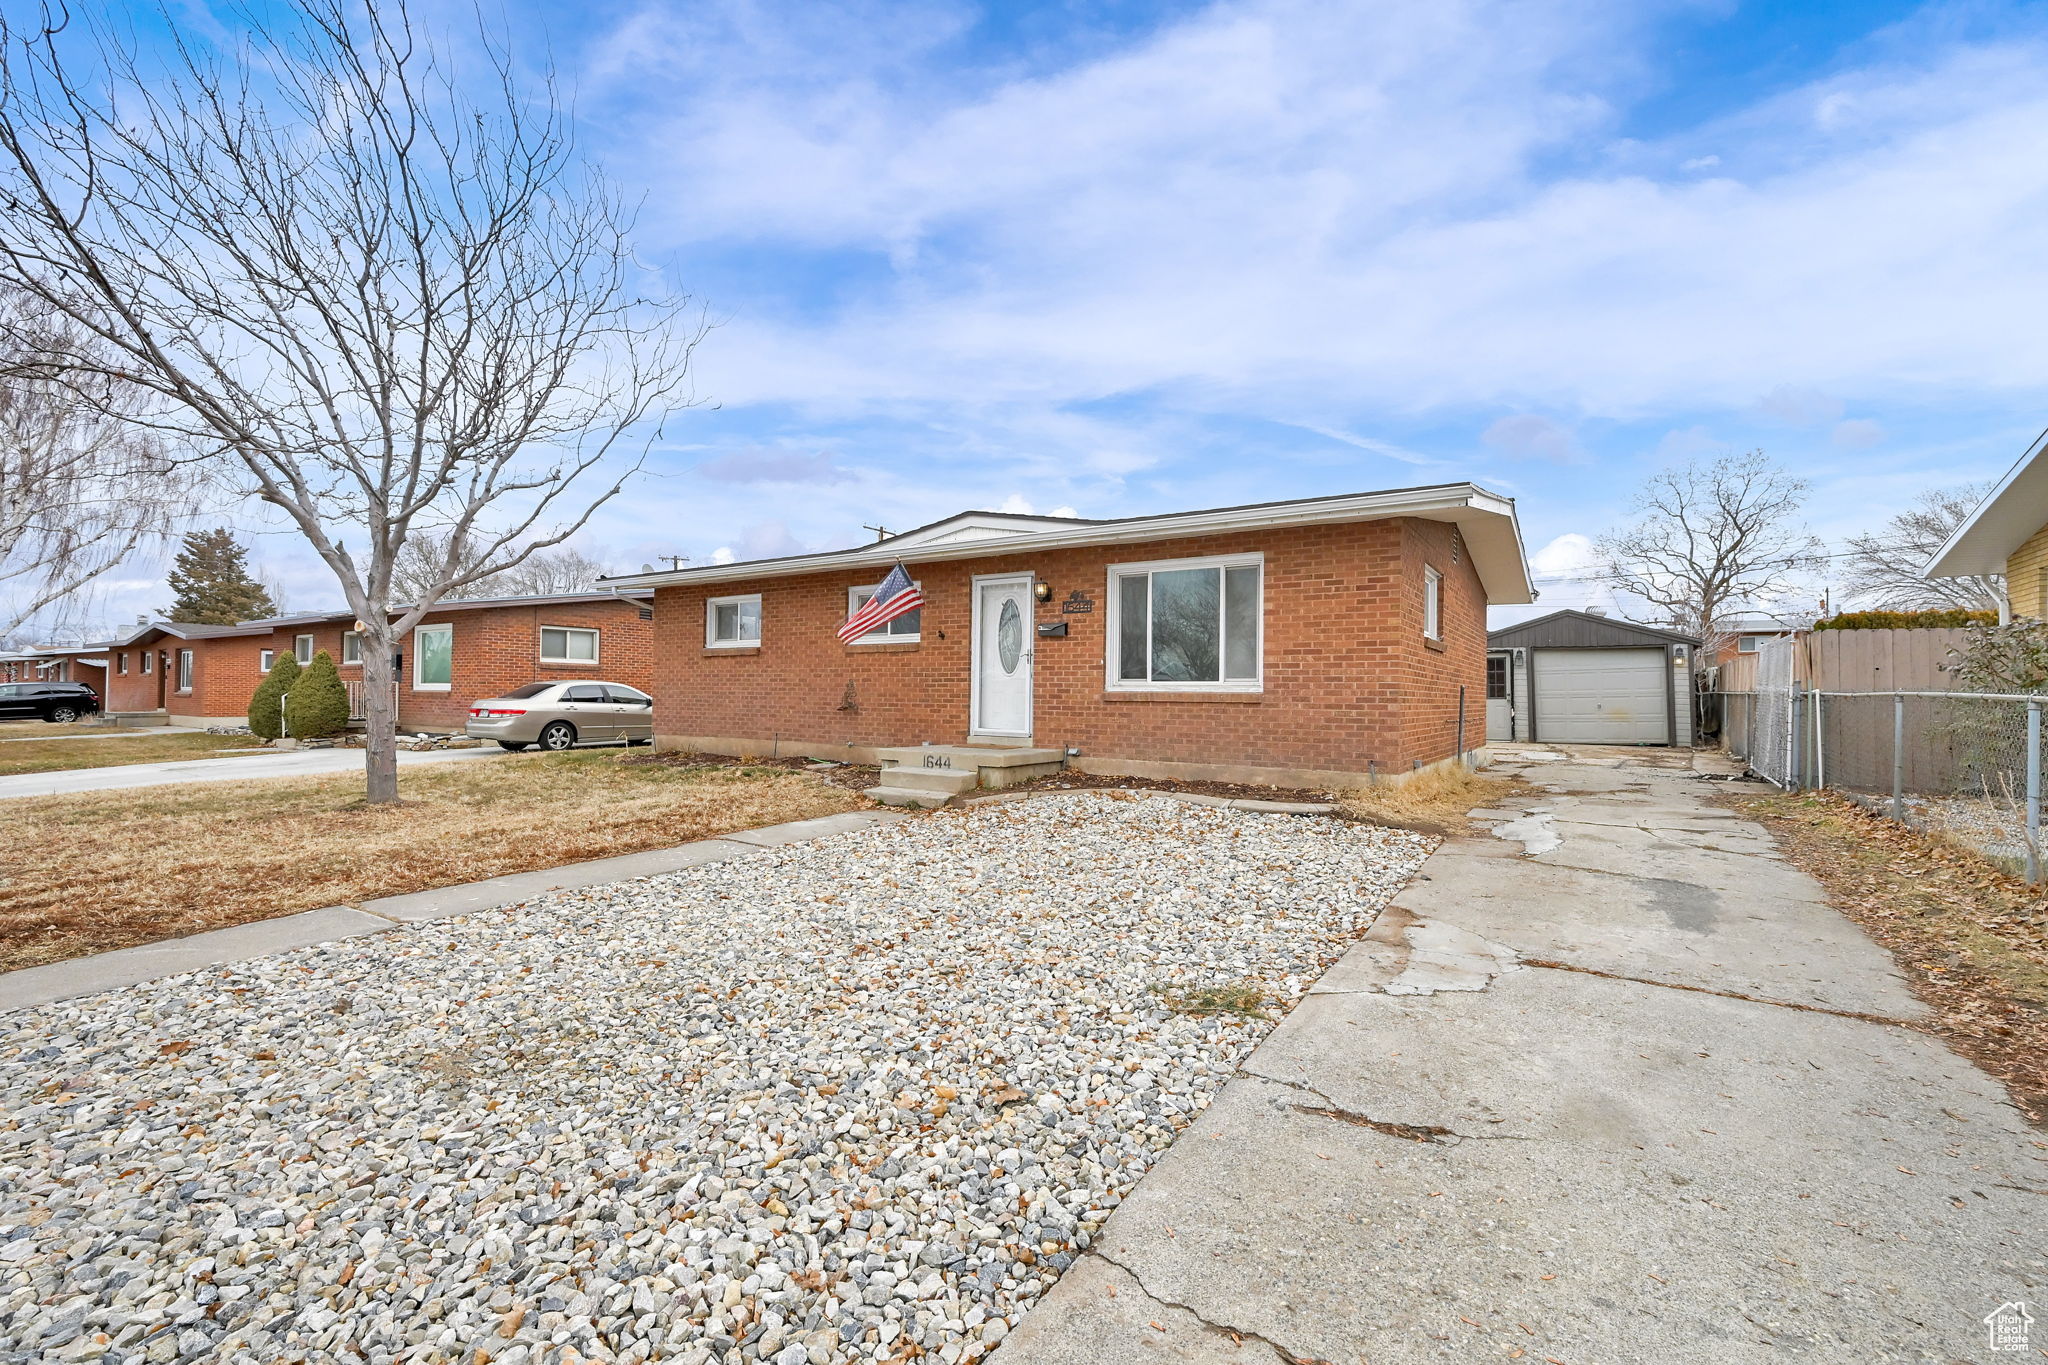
[176,648,194,692]
[541,625,600,664]
[1105,552,1262,691]
[1737,635,1761,653]
[117,653,128,675]
[1423,565,1443,641]
[294,633,314,665]
[142,651,153,675]
[845,583,922,642]
[341,631,362,666]
[413,623,453,690]
[259,649,275,672]
[705,594,762,648]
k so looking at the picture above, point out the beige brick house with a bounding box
[1929,427,2048,617]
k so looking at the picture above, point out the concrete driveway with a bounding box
[0,740,509,800]
[1003,746,2045,1364]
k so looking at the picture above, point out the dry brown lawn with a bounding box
[0,751,860,972]
[0,729,257,776]
[1338,763,1522,835]
[1734,789,2048,1124]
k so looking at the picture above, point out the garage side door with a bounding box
[1533,648,1668,745]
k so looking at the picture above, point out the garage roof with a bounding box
[1488,609,1697,649]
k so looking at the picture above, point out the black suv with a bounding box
[0,681,102,723]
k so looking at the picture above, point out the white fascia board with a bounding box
[607,484,1535,603]
[1927,427,2048,578]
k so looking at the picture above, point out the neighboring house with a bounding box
[1486,610,1696,746]
[604,485,1532,789]
[1713,615,1806,670]
[74,592,654,729]
[1928,426,2048,617]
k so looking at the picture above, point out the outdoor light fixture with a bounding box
[1034,581,1052,603]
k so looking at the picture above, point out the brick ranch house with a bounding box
[82,592,653,729]
[603,484,1532,793]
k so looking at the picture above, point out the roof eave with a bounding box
[605,484,1536,603]
[1927,426,2048,579]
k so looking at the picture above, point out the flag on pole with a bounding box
[838,562,925,643]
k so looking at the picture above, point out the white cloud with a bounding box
[1832,417,1885,448]
[1754,385,1845,426]
[1528,531,1599,576]
[710,546,736,565]
[1680,154,1719,171]
[591,1,2048,422]
[1481,414,1582,462]
[996,493,1035,515]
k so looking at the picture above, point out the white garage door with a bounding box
[1533,649,1668,744]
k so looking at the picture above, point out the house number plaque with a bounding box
[1060,590,1095,614]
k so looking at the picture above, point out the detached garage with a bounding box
[1486,610,1695,746]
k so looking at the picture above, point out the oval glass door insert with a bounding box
[997,598,1023,673]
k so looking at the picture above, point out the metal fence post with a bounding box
[1892,692,1904,821]
[1790,683,1806,789]
[1814,690,1826,790]
[2028,699,2041,884]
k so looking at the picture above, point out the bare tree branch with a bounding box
[1842,482,2004,611]
[0,0,704,799]
[1597,450,1824,664]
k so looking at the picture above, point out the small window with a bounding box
[142,651,153,675]
[541,626,600,664]
[1486,655,1509,700]
[846,584,922,641]
[294,633,314,665]
[705,594,762,648]
[1107,554,1262,690]
[1423,565,1443,641]
[1737,635,1761,653]
[259,649,275,672]
[341,632,362,665]
[176,649,193,692]
[117,653,128,675]
[413,624,453,690]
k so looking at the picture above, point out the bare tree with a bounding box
[1598,450,1824,665]
[390,531,610,601]
[0,304,188,633]
[1841,482,2003,611]
[0,0,701,800]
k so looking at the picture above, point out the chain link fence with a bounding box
[1715,687,2047,878]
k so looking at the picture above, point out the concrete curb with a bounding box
[0,808,905,1014]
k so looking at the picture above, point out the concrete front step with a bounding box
[880,766,981,795]
[874,744,1066,795]
[868,785,958,810]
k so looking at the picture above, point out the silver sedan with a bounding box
[465,680,655,751]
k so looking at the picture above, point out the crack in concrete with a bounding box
[1090,1248,1337,1365]
[1520,957,1920,1028]
[1241,1068,1531,1145]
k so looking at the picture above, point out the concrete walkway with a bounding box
[0,739,507,799]
[1003,747,2045,1364]
[0,810,901,1011]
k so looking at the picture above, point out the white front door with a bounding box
[971,574,1034,737]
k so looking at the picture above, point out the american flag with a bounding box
[838,562,925,643]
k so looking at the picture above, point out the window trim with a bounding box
[704,594,763,649]
[294,633,315,666]
[142,651,153,675]
[540,624,602,665]
[259,648,275,672]
[1736,635,1761,653]
[412,623,454,691]
[1423,565,1443,641]
[117,652,128,675]
[341,631,362,666]
[1103,551,1264,693]
[844,582,923,643]
[175,648,194,693]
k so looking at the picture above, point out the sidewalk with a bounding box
[1001,749,2044,1363]
[0,740,506,799]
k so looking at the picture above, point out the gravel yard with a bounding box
[0,792,1431,1365]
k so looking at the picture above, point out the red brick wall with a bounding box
[648,518,1488,779]
[244,598,655,731]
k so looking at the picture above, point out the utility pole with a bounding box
[661,555,687,572]
[862,525,892,543]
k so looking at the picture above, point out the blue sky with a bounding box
[70,0,2048,627]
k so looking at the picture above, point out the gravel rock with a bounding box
[0,792,1430,1363]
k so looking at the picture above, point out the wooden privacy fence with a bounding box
[1802,627,1972,693]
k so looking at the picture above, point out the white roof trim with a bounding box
[1927,426,2048,579]
[606,484,1535,603]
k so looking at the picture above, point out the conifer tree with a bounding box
[285,650,351,739]
[247,651,300,740]
[166,528,277,624]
